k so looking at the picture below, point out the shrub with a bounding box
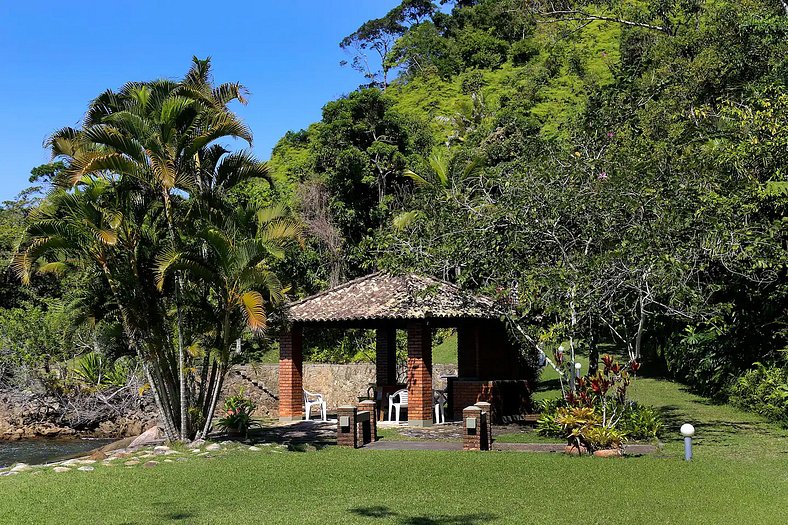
[510,39,539,65]
[536,354,663,449]
[728,364,788,423]
[619,403,663,440]
[456,28,509,70]
[217,389,258,437]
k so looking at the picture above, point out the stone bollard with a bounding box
[475,401,493,451]
[463,405,483,451]
[337,406,358,448]
[358,400,377,444]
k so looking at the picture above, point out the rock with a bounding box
[190,449,202,454]
[163,449,180,456]
[91,436,137,456]
[153,445,170,455]
[176,457,188,462]
[61,459,81,466]
[77,466,95,472]
[143,461,159,468]
[31,470,42,476]
[78,459,97,465]
[124,460,140,467]
[593,448,623,458]
[163,459,174,463]
[10,463,30,472]
[248,446,261,451]
[129,426,163,448]
[205,443,222,451]
[187,439,205,449]
[52,467,71,473]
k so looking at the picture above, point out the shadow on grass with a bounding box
[286,442,330,452]
[350,506,497,524]
[535,378,561,394]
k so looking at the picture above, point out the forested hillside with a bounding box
[257,0,788,407]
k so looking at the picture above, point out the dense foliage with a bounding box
[266,0,788,411]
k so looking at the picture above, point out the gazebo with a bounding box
[278,272,532,426]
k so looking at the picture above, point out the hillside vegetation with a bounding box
[260,0,788,414]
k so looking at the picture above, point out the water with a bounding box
[0,438,115,467]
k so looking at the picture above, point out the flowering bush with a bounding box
[217,389,258,437]
[537,354,661,451]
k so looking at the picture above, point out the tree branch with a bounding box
[536,10,672,34]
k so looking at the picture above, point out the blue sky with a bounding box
[0,0,400,202]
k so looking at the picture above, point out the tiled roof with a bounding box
[286,272,498,323]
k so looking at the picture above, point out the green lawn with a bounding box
[432,331,458,365]
[1,361,786,524]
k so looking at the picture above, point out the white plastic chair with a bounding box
[303,389,326,421]
[434,390,447,424]
[388,389,408,423]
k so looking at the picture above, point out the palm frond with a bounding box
[239,291,267,332]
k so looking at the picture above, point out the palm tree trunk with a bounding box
[162,191,188,441]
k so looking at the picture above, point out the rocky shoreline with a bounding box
[0,387,157,441]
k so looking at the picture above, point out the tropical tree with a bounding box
[14,58,291,440]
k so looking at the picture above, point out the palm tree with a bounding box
[15,58,289,441]
[155,204,301,437]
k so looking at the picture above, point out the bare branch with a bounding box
[535,9,672,34]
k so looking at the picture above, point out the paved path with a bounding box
[364,441,463,451]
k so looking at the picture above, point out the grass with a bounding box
[1,355,786,524]
[432,331,458,365]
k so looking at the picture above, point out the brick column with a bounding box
[407,320,433,427]
[463,405,482,451]
[358,399,377,444]
[475,401,493,451]
[337,406,358,447]
[279,326,303,422]
[375,327,397,386]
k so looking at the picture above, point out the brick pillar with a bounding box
[358,399,377,444]
[457,324,479,378]
[279,326,303,422]
[463,405,483,451]
[475,401,493,451]
[337,406,358,448]
[375,327,397,386]
[407,321,433,427]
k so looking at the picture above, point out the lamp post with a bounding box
[680,423,695,461]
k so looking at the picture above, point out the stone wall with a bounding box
[222,363,458,419]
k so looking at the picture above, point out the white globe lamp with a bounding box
[680,424,695,437]
[681,423,695,461]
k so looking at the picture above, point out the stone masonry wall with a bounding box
[222,363,458,419]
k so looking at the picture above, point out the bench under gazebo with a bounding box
[278,272,533,426]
